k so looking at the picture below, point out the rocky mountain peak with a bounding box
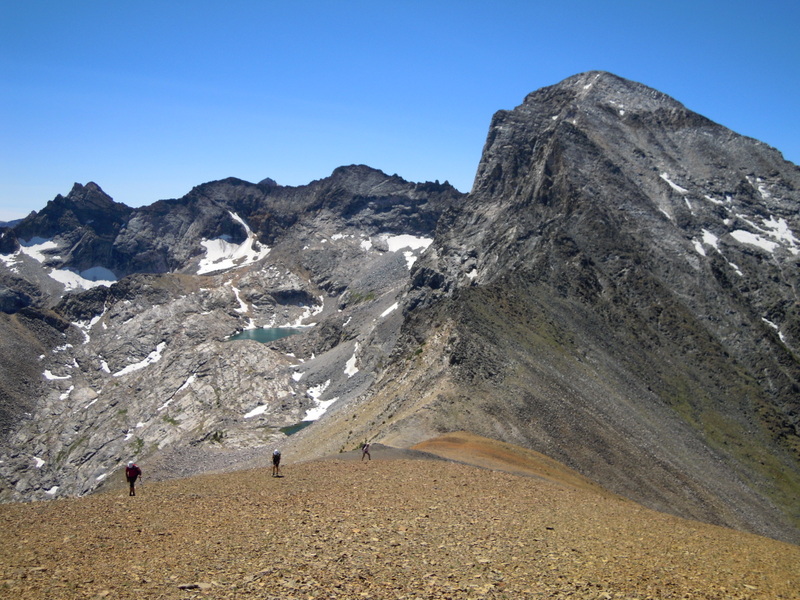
[529,70,683,111]
[396,72,800,542]
[55,181,131,219]
[13,181,132,245]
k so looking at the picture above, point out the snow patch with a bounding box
[73,313,105,346]
[176,374,197,393]
[380,302,399,318]
[307,380,330,402]
[303,397,339,421]
[702,230,719,251]
[762,318,787,343]
[660,173,689,195]
[302,379,338,421]
[0,252,19,269]
[762,318,779,331]
[279,296,324,328]
[112,342,167,377]
[730,230,778,253]
[402,251,418,269]
[748,176,771,200]
[43,370,70,381]
[17,240,115,289]
[694,230,720,256]
[762,216,799,255]
[197,212,270,274]
[345,343,359,377]
[48,268,114,291]
[228,283,249,313]
[244,404,268,419]
[159,373,197,411]
[382,234,433,252]
[19,238,58,262]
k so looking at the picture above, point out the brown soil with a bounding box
[1,435,799,599]
[411,432,619,497]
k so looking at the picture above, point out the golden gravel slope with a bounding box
[1,438,799,599]
[411,432,619,497]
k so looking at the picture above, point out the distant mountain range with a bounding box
[1,72,798,544]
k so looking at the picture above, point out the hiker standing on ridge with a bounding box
[272,448,282,477]
[125,461,142,496]
[361,442,371,461]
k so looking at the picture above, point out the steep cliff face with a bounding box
[291,72,800,543]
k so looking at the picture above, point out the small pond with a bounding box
[228,327,302,343]
[280,420,315,436]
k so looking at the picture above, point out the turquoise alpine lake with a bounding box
[228,327,302,343]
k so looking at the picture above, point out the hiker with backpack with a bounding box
[125,461,142,496]
[361,442,371,461]
[272,448,282,477]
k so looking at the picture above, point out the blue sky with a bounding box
[1,1,798,221]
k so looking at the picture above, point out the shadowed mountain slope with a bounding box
[286,72,800,544]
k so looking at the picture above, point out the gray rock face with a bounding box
[390,71,800,542]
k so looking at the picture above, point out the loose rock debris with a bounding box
[1,459,798,599]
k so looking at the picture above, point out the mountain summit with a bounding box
[1,72,798,544]
[292,71,800,542]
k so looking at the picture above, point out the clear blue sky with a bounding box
[1,1,798,221]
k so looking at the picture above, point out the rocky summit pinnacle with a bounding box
[0,73,798,546]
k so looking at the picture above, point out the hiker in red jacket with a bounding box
[125,461,142,496]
